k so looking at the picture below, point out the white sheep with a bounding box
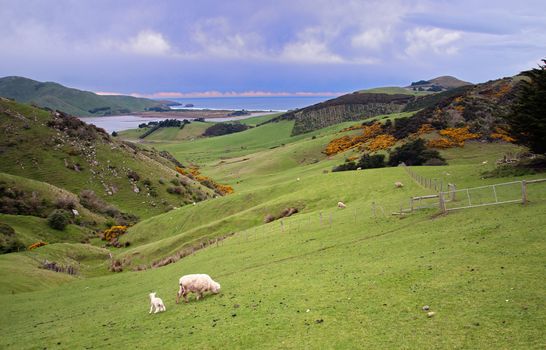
[176,274,221,304]
[149,292,166,314]
[394,181,404,188]
[337,201,346,209]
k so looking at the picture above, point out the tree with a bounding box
[47,209,70,230]
[388,139,445,166]
[507,59,546,154]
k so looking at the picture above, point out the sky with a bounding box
[0,0,545,97]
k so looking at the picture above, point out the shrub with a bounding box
[55,196,76,210]
[100,225,128,242]
[28,241,47,250]
[79,190,116,215]
[332,161,358,172]
[358,154,386,169]
[366,134,396,152]
[202,123,249,137]
[0,222,25,254]
[388,139,446,166]
[47,209,70,230]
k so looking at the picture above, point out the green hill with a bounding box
[1,112,545,348]
[0,98,215,222]
[0,76,167,116]
[0,72,545,349]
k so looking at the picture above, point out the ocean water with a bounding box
[79,96,333,132]
[168,96,333,111]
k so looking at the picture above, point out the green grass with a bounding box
[357,86,431,96]
[0,214,92,246]
[1,198,544,348]
[238,112,282,126]
[0,243,110,294]
[1,105,545,349]
[0,99,214,220]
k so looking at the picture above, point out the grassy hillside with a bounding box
[358,86,431,96]
[0,99,214,220]
[1,137,544,348]
[0,76,165,116]
[1,98,545,348]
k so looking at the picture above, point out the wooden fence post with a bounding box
[449,183,456,201]
[410,197,414,212]
[439,192,447,213]
[521,180,528,205]
[281,220,285,232]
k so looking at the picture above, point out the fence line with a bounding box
[171,178,546,264]
[401,163,455,193]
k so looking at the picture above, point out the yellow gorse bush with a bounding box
[28,241,47,250]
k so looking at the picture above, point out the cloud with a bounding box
[280,40,344,64]
[405,27,462,56]
[351,28,391,50]
[279,26,345,64]
[190,17,265,59]
[98,30,172,56]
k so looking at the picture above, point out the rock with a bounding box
[422,305,430,311]
[427,311,436,318]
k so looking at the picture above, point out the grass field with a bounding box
[357,86,432,96]
[1,106,545,349]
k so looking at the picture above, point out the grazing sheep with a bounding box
[337,201,346,209]
[394,182,404,188]
[481,160,488,165]
[149,292,166,314]
[176,274,221,304]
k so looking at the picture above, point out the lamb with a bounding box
[149,292,166,314]
[337,201,346,209]
[394,181,404,188]
[176,274,221,304]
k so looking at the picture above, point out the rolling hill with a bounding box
[0,98,216,223]
[264,75,521,136]
[1,101,544,348]
[0,76,169,116]
[0,70,545,349]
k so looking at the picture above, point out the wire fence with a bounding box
[401,163,453,193]
[167,177,546,268]
[440,178,546,212]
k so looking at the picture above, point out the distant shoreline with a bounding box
[78,109,281,120]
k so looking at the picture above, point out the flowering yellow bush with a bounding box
[175,166,186,175]
[101,225,128,242]
[429,126,480,148]
[361,122,382,139]
[29,241,47,250]
[181,166,235,196]
[427,137,455,148]
[366,134,396,152]
[215,184,234,195]
[324,122,384,155]
[490,127,515,143]
[324,135,360,155]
